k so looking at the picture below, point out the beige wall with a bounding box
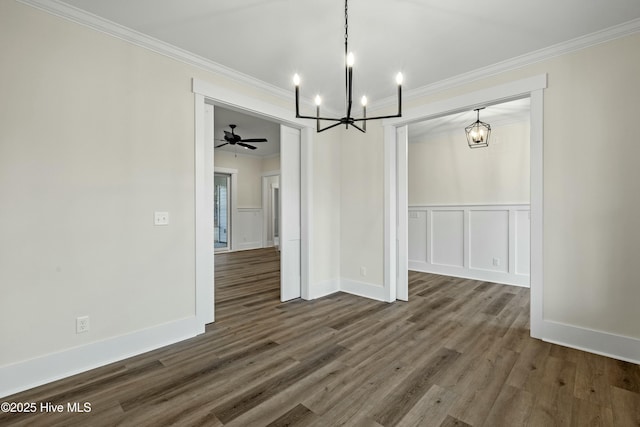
[214,152,281,209]
[312,131,342,284]
[408,121,530,205]
[340,32,640,339]
[0,1,325,369]
[340,126,385,285]
[262,155,280,173]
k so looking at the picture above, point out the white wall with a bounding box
[408,121,530,205]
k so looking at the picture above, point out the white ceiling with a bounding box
[54,0,640,112]
[409,98,530,140]
[214,106,280,157]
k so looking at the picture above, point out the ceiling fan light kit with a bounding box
[293,0,403,133]
[215,124,268,151]
[465,108,491,149]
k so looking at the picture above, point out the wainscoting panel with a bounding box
[431,210,465,267]
[235,208,263,251]
[409,204,530,287]
[469,210,509,273]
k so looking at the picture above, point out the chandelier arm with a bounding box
[350,122,366,133]
[317,120,346,133]
[297,113,343,121]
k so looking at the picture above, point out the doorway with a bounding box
[214,173,231,251]
[384,74,546,337]
[193,78,313,325]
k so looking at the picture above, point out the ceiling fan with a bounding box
[216,124,267,150]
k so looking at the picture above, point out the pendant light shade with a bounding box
[465,108,491,148]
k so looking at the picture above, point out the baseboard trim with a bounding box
[0,316,203,398]
[409,261,530,288]
[542,320,640,365]
[308,279,340,300]
[340,279,388,302]
[235,241,263,251]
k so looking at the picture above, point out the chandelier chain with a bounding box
[344,0,348,48]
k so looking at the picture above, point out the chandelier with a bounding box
[293,0,403,133]
[465,108,491,148]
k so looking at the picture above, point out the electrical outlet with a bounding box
[360,266,367,277]
[76,316,90,334]
[154,212,169,226]
[493,257,501,267]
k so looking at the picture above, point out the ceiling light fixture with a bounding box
[465,108,491,148]
[293,0,402,133]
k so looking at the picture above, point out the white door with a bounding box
[280,125,301,301]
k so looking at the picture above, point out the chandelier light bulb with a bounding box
[361,95,367,106]
[293,73,300,86]
[314,95,322,106]
[346,52,355,67]
[396,72,403,85]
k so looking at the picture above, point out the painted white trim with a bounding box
[396,125,409,301]
[409,262,529,288]
[372,18,640,112]
[384,74,548,127]
[214,167,238,175]
[193,79,312,306]
[528,89,544,338]
[309,279,340,300]
[193,79,307,129]
[214,168,238,253]
[195,98,214,324]
[261,171,281,249]
[0,317,202,398]
[300,127,314,300]
[542,320,640,365]
[16,0,294,106]
[409,204,530,287]
[19,0,640,117]
[385,74,546,346]
[341,279,389,303]
[383,125,397,303]
[262,169,281,177]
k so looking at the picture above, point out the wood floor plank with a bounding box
[2,248,639,426]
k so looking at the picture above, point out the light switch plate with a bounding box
[154,211,169,226]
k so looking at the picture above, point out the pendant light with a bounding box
[465,108,491,148]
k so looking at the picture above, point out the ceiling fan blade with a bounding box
[240,138,267,143]
[215,143,229,148]
[237,142,257,150]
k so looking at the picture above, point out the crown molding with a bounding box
[16,0,296,103]
[17,1,640,118]
[371,17,640,112]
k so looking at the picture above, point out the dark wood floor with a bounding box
[3,247,640,426]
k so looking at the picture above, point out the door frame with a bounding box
[193,78,313,325]
[382,74,547,338]
[262,170,280,248]
[213,169,237,252]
